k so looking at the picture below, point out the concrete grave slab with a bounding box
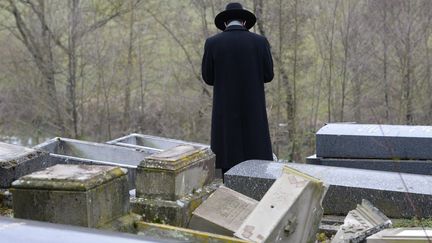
[307,154,432,175]
[188,186,258,236]
[367,228,432,242]
[107,133,208,153]
[234,166,327,243]
[332,200,392,243]
[12,164,129,228]
[0,142,51,188]
[225,160,432,218]
[136,145,215,200]
[316,123,432,160]
[35,137,154,189]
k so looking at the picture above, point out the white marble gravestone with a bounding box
[188,186,257,236]
[234,166,327,243]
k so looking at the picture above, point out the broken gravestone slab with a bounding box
[0,142,51,188]
[316,123,432,160]
[136,221,248,243]
[234,166,327,243]
[332,199,392,243]
[225,160,432,218]
[11,164,129,228]
[366,228,432,242]
[188,186,258,236]
[136,145,215,200]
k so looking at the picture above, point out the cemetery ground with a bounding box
[1,123,432,242]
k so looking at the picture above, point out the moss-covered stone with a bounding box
[131,179,221,227]
[136,145,215,200]
[11,164,130,228]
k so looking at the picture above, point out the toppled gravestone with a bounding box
[316,123,432,160]
[332,199,392,243]
[136,221,248,243]
[225,160,432,218]
[132,145,220,226]
[11,164,129,228]
[0,142,51,188]
[234,166,327,243]
[366,228,432,242]
[188,186,258,236]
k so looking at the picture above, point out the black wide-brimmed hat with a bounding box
[214,2,256,31]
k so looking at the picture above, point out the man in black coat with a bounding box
[202,2,274,174]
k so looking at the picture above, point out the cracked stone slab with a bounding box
[332,199,392,243]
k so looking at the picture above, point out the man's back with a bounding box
[202,3,274,172]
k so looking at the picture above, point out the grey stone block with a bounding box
[0,142,52,188]
[306,154,432,175]
[35,137,154,189]
[136,145,215,200]
[225,160,432,218]
[12,164,130,228]
[316,123,432,160]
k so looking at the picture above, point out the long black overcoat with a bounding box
[202,25,274,170]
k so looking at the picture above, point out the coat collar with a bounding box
[224,25,248,32]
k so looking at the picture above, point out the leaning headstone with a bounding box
[366,228,432,242]
[35,137,153,189]
[332,199,392,243]
[225,160,432,218]
[133,145,218,227]
[316,123,432,160]
[188,186,258,236]
[234,166,327,243]
[306,154,432,175]
[12,164,129,228]
[0,142,51,188]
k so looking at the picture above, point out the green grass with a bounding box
[392,217,432,228]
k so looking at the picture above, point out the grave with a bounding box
[188,186,258,236]
[0,142,51,188]
[35,137,154,189]
[11,164,129,228]
[307,154,432,175]
[234,166,327,243]
[316,123,432,160]
[332,200,392,243]
[225,160,432,218]
[107,133,208,153]
[132,145,220,227]
[367,228,432,242]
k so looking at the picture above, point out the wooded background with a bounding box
[0,0,431,161]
